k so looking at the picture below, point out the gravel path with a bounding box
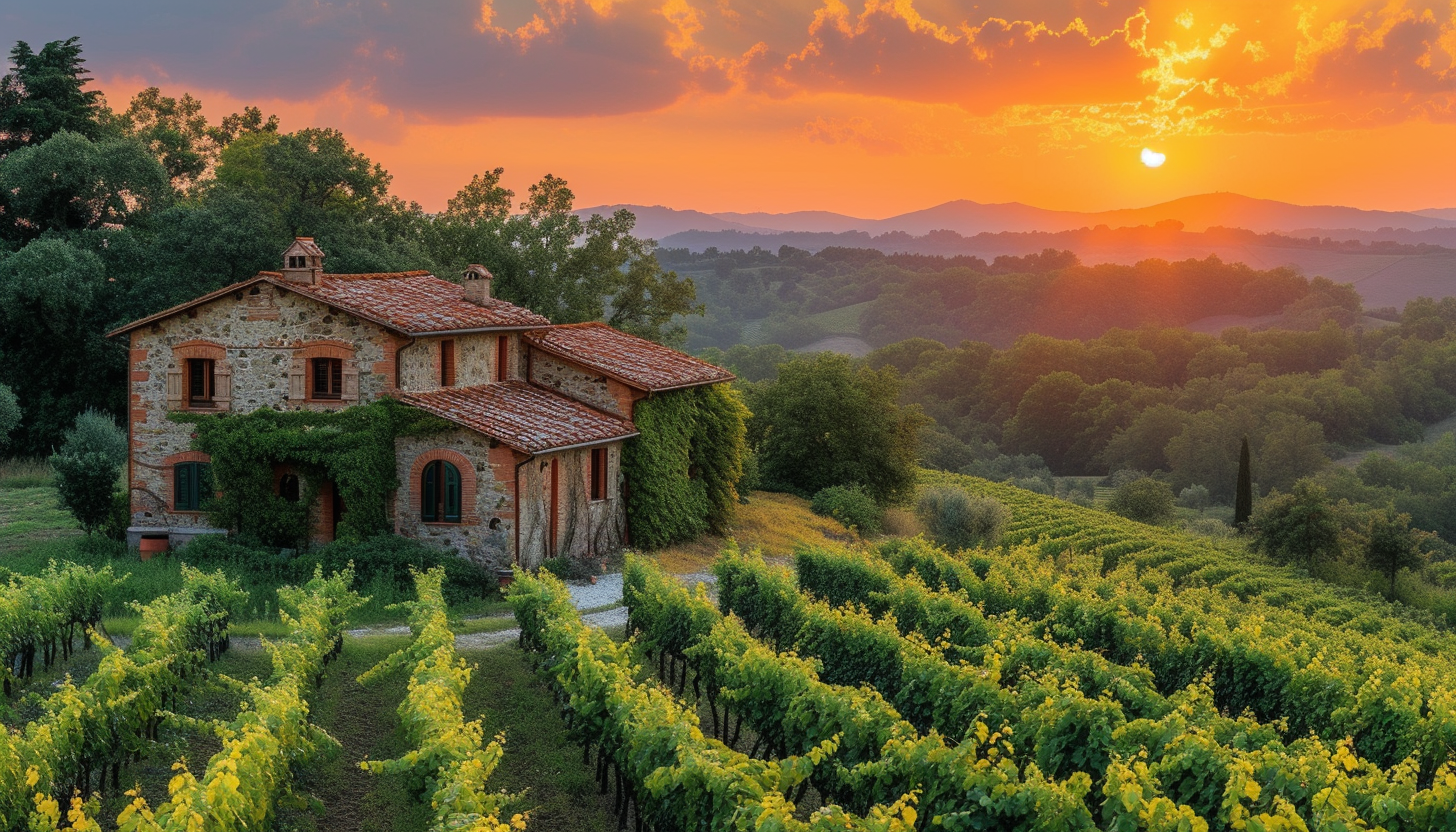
[128,568,710,653]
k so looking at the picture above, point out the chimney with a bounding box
[281,237,324,285]
[463,264,493,305]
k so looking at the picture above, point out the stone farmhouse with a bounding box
[110,238,734,569]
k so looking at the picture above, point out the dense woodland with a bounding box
[709,297,1456,556]
[0,38,696,454]
[662,243,1365,350]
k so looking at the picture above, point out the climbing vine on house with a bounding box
[172,399,449,546]
[622,383,748,548]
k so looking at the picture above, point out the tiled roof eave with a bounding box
[392,383,639,455]
[526,338,735,392]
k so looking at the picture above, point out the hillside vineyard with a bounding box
[505,475,1456,830]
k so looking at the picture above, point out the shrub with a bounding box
[541,556,598,582]
[1107,477,1177,525]
[49,410,127,534]
[101,487,130,541]
[1178,484,1212,511]
[811,484,883,535]
[180,533,495,604]
[916,486,1009,551]
[0,382,19,453]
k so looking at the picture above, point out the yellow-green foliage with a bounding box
[358,568,523,832]
[508,566,923,832]
[31,568,365,832]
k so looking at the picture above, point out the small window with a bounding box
[440,339,456,387]
[421,460,462,523]
[278,474,300,502]
[496,336,508,382]
[590,447,608,501]
[174,462,213,512]
[311,358,343,399]
[288,255,307,268]
[187,359,214,407]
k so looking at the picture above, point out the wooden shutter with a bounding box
[444,463,462,522]
[496,336,508,382]
[441,340,456,387]
[343,362,359,403]
[422,461,438,522]
[288,359,306,402]
[590,448,606,501]
[174,463,195,511]
[166,366,184,409]
[214,364,232,411]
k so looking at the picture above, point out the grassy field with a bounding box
[652,491,853,573]
[802,300,873,336]
[0,458,81,553]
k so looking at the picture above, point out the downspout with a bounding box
[393,335,418,392]
[513,453,535,566]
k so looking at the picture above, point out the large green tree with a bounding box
[0,38,112,155]
[119,86,278,190]
[747,353,927,504]
[0,238,125,451]
[1364,507,1426,598]
[1250,479,1342,569]
[425,171,700,345]
[0,130,171,241]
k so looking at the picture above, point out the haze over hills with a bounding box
[580,192,1456,242]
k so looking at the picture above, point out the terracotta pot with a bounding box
[496,568,515,589]
[139,536,169,561]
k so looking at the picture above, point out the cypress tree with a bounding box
[1234,436,1253,529]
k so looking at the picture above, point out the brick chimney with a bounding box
[281,237,324,285]
[463,264,493,305]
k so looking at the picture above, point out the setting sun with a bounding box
[1141,148,1167,168]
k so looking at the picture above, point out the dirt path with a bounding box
[1333,412,1456,468]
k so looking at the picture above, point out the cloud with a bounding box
[3,0,1453,143]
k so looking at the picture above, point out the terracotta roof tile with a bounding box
[524,323,734,391]
[397,381,638,454]
[109,271,550,337]
[288,272,549,333]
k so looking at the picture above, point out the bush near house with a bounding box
[49,409,127,534]
[810,484,883,536]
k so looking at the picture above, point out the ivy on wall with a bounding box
[173,399,448,546]
[622,383,748,548]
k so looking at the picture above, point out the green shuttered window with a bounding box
[174,462,213,511]
[422,459,462,523]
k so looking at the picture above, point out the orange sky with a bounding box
[10,0,1455,215]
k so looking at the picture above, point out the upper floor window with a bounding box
[590,447,608,501]
[421,460,462,523]
[278,473,300,503]
[496,335,508,382]
[287,255,307,268]
[168,342,231,412]
[312,358,343,400]
[440,339,456,387]
[187,359,215,407]
[174,461,213,512]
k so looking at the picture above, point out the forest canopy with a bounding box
[0,38,697,453]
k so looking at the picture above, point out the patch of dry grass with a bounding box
[650,491,852,574]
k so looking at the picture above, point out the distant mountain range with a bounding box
[579,193,1456,242]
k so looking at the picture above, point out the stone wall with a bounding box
[128,283,399,530]
[393,429,519,569]
[514,443,626,569]
[397,332,521,391]
[527,351,639,418]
